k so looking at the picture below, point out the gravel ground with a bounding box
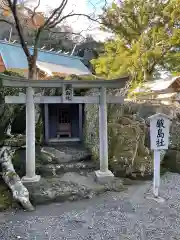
[1,172,180,240]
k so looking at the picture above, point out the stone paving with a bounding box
[1,172,180,240]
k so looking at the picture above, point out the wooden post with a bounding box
[95,87,114,181]
[22,87,40,183]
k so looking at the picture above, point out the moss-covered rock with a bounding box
[4,135,26,147]
[0,72,26,145]
[0,179,15,211]
[83,88,180,178]
[108,117,152,178]
[10,106,26,134]
[84,94,163,179]
[84,110,153,178]
[35,106,44,144]
[169,121,180,150]
[121,101,176,119]
[0,100,20,145]
[162,149,180,173]
[84,90,99,160]
[11,148,26,177]
[11,146,55,177]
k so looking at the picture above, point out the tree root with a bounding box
[0,147,34,211]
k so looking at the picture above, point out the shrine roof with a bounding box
[0,41,91,76]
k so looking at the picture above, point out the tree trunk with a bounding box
[28,57,37,80]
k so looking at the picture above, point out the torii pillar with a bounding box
[95,87,114,181]
[22,87,40,183]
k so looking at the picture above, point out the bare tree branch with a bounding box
[43,0,68,28]
[0,0,103,79]
[47,0,68,28]
[0,0,10,10]
[5,0,12,7]
[6,0,31,60]
[42,0,101,29]
[47,29,85,39]
[22,1,41,27]
[30,0,101,57]
[28,0,68,57]
[88,0,108,13]
[31,0,40,22]
[48,13,101,29]
[0,18,13,25]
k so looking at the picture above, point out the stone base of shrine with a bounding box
[22,175,41,183]
[95,170,114,183]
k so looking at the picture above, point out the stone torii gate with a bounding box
[2,75,129,182]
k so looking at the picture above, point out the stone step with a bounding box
[12,144,93,178]
[39,145,92,165]
[24,172,124,206]
[37,160,99,177]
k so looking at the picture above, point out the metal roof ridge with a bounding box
[0,41,83,60]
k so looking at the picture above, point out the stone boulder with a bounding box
[161,120,180,173]
[12,146,58,177]
[41,147,73,163]
[10,106,26,134]
[37,161,98,177]
[162,149,180,173]
[84,96,180,178]
[41,146,91,163]
[84,103,99,160]
[169,120,180,150]
[84,100,155,179]
[122,101,176,120]
[35,103,44,144]
[0,74,27,145]
[108,117,152,178]
[0,101,21,146]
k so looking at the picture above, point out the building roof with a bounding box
[36,61,89,76]
[0,41,91,76]
[134,76,180,94]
